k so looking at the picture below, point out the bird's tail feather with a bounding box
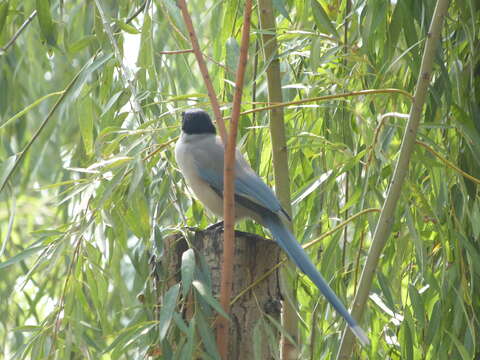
[262,214,369,346]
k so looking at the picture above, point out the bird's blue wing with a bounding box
[196,166,282,213]
[192,141,283,216]
[234,167,283,214]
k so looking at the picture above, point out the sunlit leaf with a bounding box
[159,284,180,341]
[272,0,291,22]
[115,20,140,34]
[192,280,229,319]
[0,245,46,269]
[181,248,195,297]
[310,0,339,39]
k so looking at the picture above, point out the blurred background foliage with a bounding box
[0,0,479,359]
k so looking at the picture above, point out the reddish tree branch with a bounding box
[217,0,253,358]
[177,0,227,141]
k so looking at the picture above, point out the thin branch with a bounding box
[143,137,178,161]
[0,10,37,54]
[225,89,413,120]
[177,0,227,141]
[125,0,148,24]
[217,1,253,357]
[49,234,85,356]
[251,40,259,124]
[416,140,480,185]
[143,89,411,115]
[336,0,449,357]
[157,50,232,72]
[158,49,193,55]
[0,91,65,130]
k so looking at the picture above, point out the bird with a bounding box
[174,108,369,346]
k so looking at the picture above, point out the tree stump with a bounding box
[165,228,283,359]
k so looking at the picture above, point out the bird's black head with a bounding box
[181,109,216,135]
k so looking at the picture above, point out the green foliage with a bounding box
[0,0,479,359]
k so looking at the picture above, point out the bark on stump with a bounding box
[165,228,282,359]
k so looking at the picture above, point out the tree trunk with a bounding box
[165,228,282,359]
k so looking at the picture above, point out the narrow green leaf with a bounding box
[138,13,153,72]
[78,95,95,157]
[159,284,180,341]
[453,104,480,168]
[0,245,46,269]
[101,90,124,117]
[196,310,221,360]
[405,207,425,273]
[271,0,291,22]
[339,186,362,213]
[87,156,132,171]
[0,155,16,190]
[131,186,150,239]
[103,322,156,354]
[116,20,140,34]
[0,190,15,258]
[446,330,473,360]
[0,1,9,35]
[408,284,425,329]
[161,0,187,36]
[310,0,339,39]
[68,35,97,55]
[387,2,403,61]
[253,320,263,360]
[399,0,418,50]
[292,170,332,205]
[111,322,156,358]
[264,314,295,348]
[173,312,189,334]
[377,273,396,311]
[425,300,441,347]
[151,225,164,257]
[181,248,195,297]
[66,52,114,105]
[401,308,414,360]
[192,280,229,319]
[35,0,56,46]
[0,91,64,130]
[11,326,43,332]
[181,317,195,360]
[225,37,239,79]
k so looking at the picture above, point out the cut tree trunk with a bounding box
[164,228,282,359]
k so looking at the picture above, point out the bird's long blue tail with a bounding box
[262,214,369,346]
